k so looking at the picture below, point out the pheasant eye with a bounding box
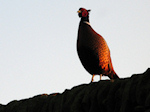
[82,11,88,17]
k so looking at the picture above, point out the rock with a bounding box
[0,68,150,112]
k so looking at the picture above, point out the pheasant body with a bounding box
[77,8,119,81]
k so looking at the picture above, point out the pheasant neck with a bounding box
[81,16,90,22]
[81,16,90,25]
[83,21,91,26]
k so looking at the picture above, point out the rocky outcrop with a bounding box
[1,68,150,112]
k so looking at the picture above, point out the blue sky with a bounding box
[1,0,150,104]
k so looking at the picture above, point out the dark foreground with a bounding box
[1,68,150,112]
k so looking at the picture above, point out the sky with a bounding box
[1,0,150,104]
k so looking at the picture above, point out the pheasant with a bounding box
[77,8,119,82]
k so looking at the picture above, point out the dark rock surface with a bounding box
[1,68,150,112]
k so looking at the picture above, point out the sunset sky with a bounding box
[1,0,150,104]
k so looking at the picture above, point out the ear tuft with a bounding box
[87,10,91,12]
